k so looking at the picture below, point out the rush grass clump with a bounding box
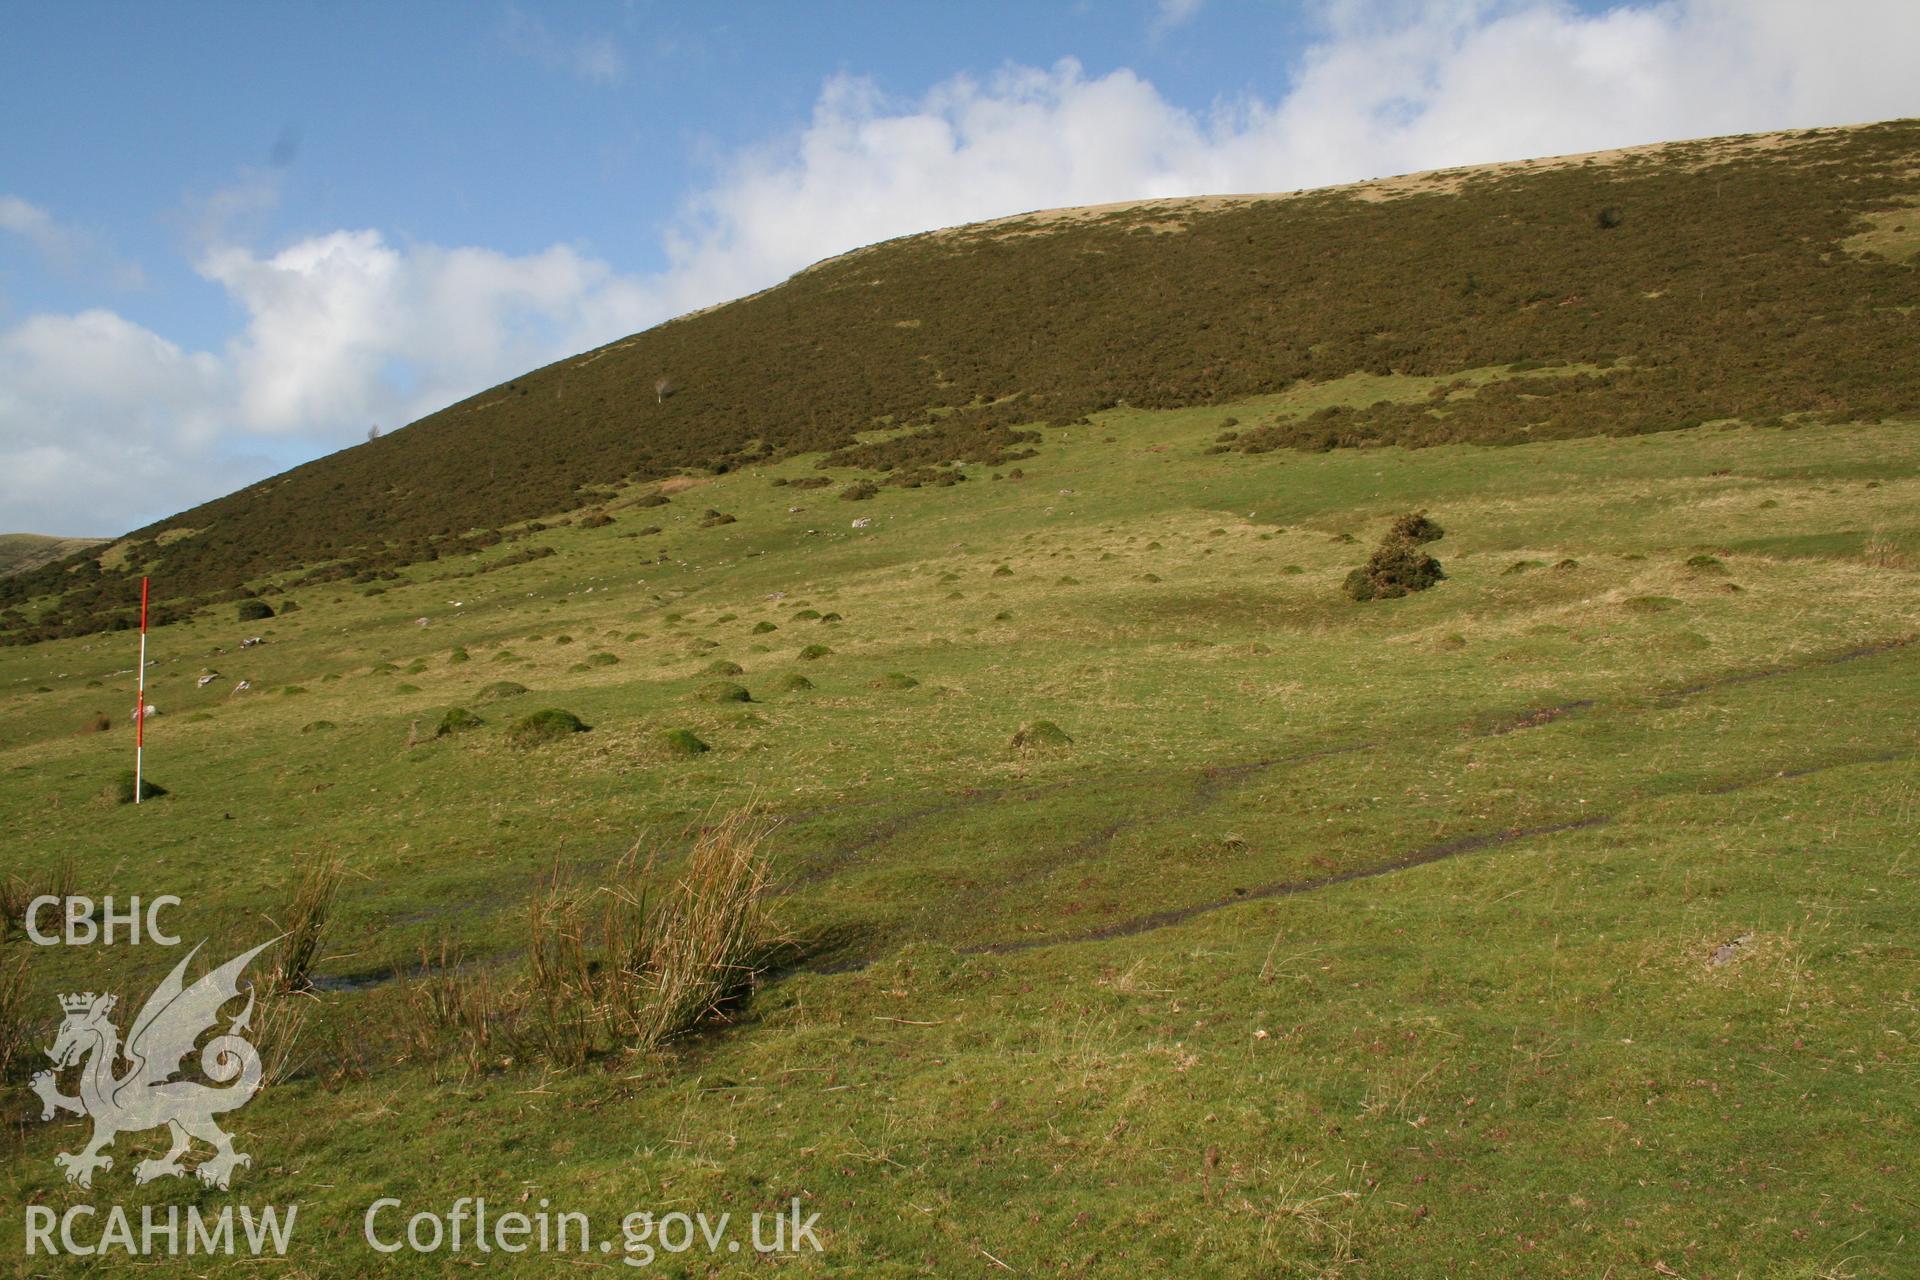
[267,852,346,995]
[0,856,75,942]
[622,806,780,1052]
[505,805,781,1067]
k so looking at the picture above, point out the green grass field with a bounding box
[2,390,1916,1275]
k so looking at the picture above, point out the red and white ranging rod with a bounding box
[135,576,149,804]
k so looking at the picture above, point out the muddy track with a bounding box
[785,633,1912,899]
[966,740,1915,956]
[969,815,1617,956]
[1699,748,1914,795]
[1653,634,1914,706]
[775,633,1914,966]
[955,742,1378,905]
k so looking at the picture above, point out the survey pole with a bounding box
[135,576,148,804]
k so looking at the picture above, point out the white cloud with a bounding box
[1151,0,1206,36]
[0,196,82,260]
[666,0,1920,286]
[0,194,145,289]
[0,310,235,534]
[500,7,626,85]
[198,230,639,434]
[6,0,1919,536]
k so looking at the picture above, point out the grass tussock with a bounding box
[106,770,168,804]
[406,805,781,1073]
[0,952,30,1085]
[621,805,780,1053]
[267,852,346,995]
[0,855,76,940]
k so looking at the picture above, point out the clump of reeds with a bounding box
[266,852,346,995]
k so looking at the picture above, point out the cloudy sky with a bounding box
[3,0,1916,536]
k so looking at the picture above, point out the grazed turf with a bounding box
[0,406,1915,1276]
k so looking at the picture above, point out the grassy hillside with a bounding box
[0,534,102,579]
[4,118,1918,642]
[2,384,1914,1273]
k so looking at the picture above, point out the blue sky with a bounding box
[4,1,1917,536]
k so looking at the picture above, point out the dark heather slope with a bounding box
[6,119,1917,642]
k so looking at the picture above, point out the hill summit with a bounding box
[5,118,1917,643]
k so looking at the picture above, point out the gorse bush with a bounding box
[1389,512,1445,544]
[1345,516,1448,602]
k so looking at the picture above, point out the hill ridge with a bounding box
[4,116,1917,643]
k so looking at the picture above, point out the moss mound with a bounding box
[1010,719,1073,754]
[508,708,590,746]
[777,673,815,693]
[701,660,745,676]
[301,720,337,734]
[659,728,710,757]
[697,681,752,703]
[436,707,485,737]
[236,598,275,621]
[752,620,778,634]
[110,771,168,804]
[798,644,832,661]
[871,673,919,690]
[478,680,530,700]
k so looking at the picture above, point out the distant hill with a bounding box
[5,118,1917,643]
[0,533,104,579]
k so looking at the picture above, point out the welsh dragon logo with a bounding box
[31,938,278,1190]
